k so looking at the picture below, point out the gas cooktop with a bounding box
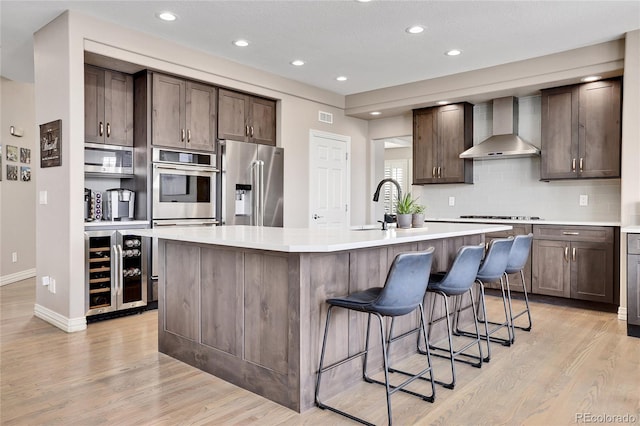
[460,215,542,220]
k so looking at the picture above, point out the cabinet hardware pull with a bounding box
[438,166,442,178]
[99,122,104,137]
[106,123,111,138]
[572,247,576,262]
[571,158,576,172]
[562,231,580,235]
[246,125,250,136]
[579,158,584,172]
[564,246,569,262]
[181,129,185,142]
[187,129,191,142]
[432,167,436,178]
[250,126,254,137]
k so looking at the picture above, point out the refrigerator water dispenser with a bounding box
[235,184,252,216]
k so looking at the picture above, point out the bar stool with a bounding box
[315,248,436,426]
[455,237,514,362]
[423,244,485,389]
[504,233,534,342]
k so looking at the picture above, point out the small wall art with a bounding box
[40,119,62,168]
[20,148,31,164]
[7,164,18,181]
[6,145,18,162]
[21,166,31,182]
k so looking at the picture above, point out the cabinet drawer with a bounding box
[628,234,640,255]
[533,225,613,243]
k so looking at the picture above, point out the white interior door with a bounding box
[309,130,350,228]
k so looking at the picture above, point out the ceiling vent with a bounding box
[318,111,333,124]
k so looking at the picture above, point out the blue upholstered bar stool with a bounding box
[424,244,485,389]
[315,248,436,426]
[456,237,515,362]
[504,233,534,342]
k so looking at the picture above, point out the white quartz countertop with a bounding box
[427,217,621,227]
[621,226,640,233]
[84,220,150,229]
[130,222,512,253]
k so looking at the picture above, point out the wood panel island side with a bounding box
[133,223,511,412]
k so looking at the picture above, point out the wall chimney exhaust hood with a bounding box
[459,96,540,159]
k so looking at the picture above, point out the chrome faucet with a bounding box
[373,178,402,230]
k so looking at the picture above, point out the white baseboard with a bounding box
[618,306,627,321]
[0,268,36,286]
[34,304,87,333]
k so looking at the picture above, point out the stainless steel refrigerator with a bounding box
[219,139,283,227]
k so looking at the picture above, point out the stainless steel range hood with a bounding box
[459,96,540,159]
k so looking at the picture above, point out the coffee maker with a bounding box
[104,188,135,221]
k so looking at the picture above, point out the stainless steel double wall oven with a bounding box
[151,147,219,279]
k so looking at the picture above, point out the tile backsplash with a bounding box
[415,96,621,222]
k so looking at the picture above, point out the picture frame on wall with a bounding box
[6,145,18,162]
[21,166,31,182]
[20,148,31,164]
[40,119,62,168]
[7,165,18,181]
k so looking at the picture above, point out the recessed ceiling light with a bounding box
[291,59,305,66]
[336,76,348,82]
[233,39,249,47]
[156,11,177,21]
[406,25,425,34]
[581,75,602,82]
[370,111,381,116]
[437,101,449,105]
[445,49,462,56]
[356,0,372,2]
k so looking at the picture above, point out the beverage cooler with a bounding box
[85,230,147,316]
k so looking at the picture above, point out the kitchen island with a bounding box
[138,222,511,412]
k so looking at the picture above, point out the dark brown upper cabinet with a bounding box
[218,89,276,146]
[152,73,216,152]
[84,65,133,146]
[413,103,473,184]
[540,78,621,180]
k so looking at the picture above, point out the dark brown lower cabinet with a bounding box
[532,225,617,304]
[626,234,640,337]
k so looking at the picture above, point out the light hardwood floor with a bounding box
[1,278,639,425]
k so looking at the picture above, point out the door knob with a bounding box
[313,214,324,220]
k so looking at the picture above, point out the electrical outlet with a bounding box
[49,278,56,294]
[42,276,50,286]
[579,194,589,206]
[448,196,455,206]
[12,252,17,263]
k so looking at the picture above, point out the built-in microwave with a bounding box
[84,143,134,177]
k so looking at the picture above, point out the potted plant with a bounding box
[412,202,426,228]
[396,193,415,229]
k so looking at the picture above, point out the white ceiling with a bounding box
[1,1,639,96]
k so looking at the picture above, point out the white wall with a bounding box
[0,78,36,285]
[32,11,368,330]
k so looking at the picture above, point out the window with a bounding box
[383,159,409,214]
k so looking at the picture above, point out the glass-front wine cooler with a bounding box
[85,230,147,316]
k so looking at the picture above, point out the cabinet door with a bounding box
[627,254,640,327]
[84,65,105,144]
[438,104,472,183]
[104,70,134,146]
[532,239,570,298]
[152,73,186,148]
[413,108,437,184]
[185,81,216,152]
[570,241,613,303]
[218,89,248,142]
[540,86,579,180]
[250,97,276,146]
[578,79,621,178]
